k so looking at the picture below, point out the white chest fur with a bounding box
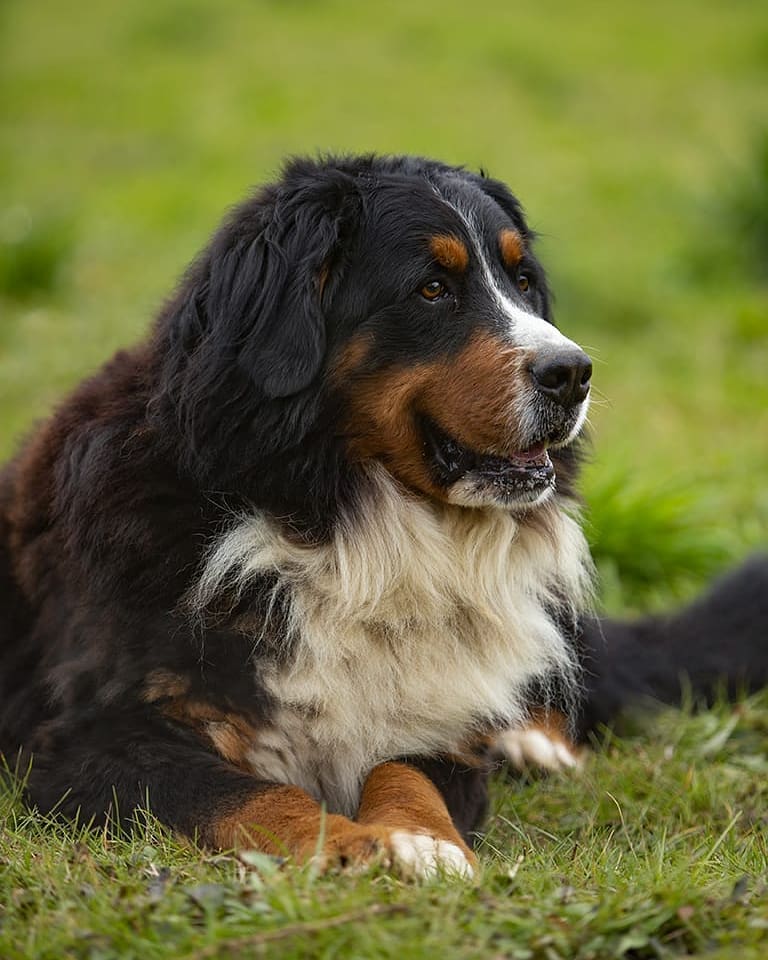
[193,470,592,815]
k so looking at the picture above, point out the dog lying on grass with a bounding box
[1,154,765,878]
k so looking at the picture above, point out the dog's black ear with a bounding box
[202,166,360,399]
[153,165,362,473]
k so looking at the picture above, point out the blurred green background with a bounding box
[1,0,766,611]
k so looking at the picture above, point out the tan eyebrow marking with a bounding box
[499,228,524,268]
[429,234,469,272]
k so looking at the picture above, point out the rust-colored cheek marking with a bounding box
[344,363,440,495]
[429,234,469,272]
[357,762,476,865]
[343,331,532,499]
[426,332,529,455]
[499,228,524,268]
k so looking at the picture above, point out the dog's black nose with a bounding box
[530,348,592,407]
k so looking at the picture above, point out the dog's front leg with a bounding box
[22,713,448,877]
[209,782,415,873]
[356,762,477,878]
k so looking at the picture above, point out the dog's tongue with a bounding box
[509,443,549,466]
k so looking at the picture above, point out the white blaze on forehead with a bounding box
[500,299,582,354]
[446,200,583,354]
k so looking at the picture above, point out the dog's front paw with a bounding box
[389,830,476,879]
[494,720,583,773]
[299,820,393,873]
[306,822,476,879]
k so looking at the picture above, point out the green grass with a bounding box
[1,0,767,956]
[2,695,767,959]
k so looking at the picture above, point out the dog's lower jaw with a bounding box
[446,473,556,511]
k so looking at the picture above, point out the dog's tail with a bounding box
[575,552,768,740]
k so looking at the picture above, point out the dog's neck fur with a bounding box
[192,466,593,814]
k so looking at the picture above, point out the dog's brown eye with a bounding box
[518,274,530,293]
[421,280,446,301]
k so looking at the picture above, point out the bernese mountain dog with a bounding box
[1,154,766,879]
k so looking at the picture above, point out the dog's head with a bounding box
[158,155,590,516]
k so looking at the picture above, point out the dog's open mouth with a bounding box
[420,416,555,504]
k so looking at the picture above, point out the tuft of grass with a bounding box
[0,206,75,300]
[724,131,768,283]
[682,131,768,287]
[582,466,737,613]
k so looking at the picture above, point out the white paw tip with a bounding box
[390,831,474,880]
[497,727,581,772]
